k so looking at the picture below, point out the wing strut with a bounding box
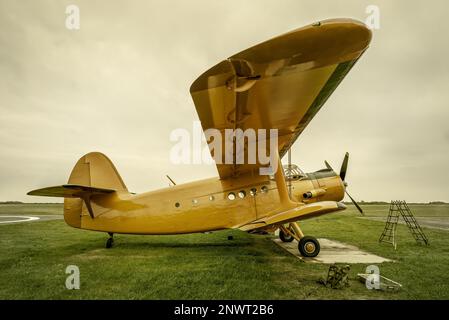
[273,152,297,209]
[80,194,95,219]
[288,148,292,197]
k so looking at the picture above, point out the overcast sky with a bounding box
[1,0,448,203]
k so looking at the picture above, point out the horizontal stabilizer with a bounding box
[27,184,115,219]
[27,184,115,198]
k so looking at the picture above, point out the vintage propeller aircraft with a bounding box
[28,18,371,257]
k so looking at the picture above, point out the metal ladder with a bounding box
[379,200,429,249]
[400,201,429,245]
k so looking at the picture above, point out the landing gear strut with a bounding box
[278,222,320,257]
[279,228,294,242]
[106,232,114,249]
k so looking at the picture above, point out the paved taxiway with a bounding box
[0,214,63,225]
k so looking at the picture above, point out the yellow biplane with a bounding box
[28,18,371,257]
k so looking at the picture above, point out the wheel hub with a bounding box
[305,242,316,253]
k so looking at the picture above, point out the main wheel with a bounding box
[279,229,294,242]
[298,236,320,257]
[106,237,114,249]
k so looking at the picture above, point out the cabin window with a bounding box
[175,202,180,208]
[238,190,246,199]
[261,186,268,193]
[227,192,236,200]
[209,195,215,201]
[250,188,257,196]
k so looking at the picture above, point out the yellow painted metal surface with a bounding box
[190,18,371,179]
[57,151,348,235]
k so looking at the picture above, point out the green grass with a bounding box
[357,203,449,217]
[0,203,62,215]
[0,204,448,299]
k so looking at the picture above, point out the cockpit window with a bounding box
[269,164,306,181]
[282,164,306,181]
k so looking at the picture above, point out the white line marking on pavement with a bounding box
[0,216,40,224]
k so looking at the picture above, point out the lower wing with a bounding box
[238,201,346,232]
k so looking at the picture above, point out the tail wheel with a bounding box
[279,229,294,242]
[106,233,114,249]
[298,236,320,257]
[106,238,114,248]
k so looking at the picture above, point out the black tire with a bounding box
[279,229,294,242]
[298,236,320,257]
[106,237,114,249]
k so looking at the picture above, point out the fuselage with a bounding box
[64,168,345,234]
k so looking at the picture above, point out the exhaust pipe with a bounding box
[303,188,326,199]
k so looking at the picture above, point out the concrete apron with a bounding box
[273,238,392,264]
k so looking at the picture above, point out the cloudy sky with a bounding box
[1,0,448,203]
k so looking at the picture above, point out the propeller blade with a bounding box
[324,160,333,170]
[340,152,349,181]
[345,190,364,215]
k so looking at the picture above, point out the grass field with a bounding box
[0,203,62,215]
[0,203,448,299]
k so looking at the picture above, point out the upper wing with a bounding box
[190,19,372,179]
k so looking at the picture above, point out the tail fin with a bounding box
[28,152,127,227]
[68,152,127,192]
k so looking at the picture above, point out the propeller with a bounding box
[339,152,349,181]
[324,152,364,216]
[345,189,364,215]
